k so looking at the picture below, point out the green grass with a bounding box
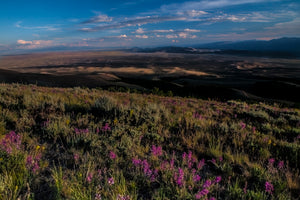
[0,83,299,200]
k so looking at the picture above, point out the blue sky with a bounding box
[0,0,299,51]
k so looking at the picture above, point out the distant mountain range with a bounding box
[2,37,299,58]
[196,37,300,52]
[130,37,300,58]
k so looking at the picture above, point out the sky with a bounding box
[0,0,299,52]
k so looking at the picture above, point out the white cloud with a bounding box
[227,15,245,22]
[118,34,127,38]
[166,34,178,39]
[265,18,300,35]
[135,28,145,34]
[80,16,186,32]
[161,0,277,13]
[135,35,148,39]
[184,28,201,32]
[186,10,208,17]
[83,14,113,23]
[178,32,188,39]
[17,40,33,45]
[17,40,53,49]
[15,21,60,31]
[153,29,174,33]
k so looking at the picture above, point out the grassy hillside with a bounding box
[0,83,299,200]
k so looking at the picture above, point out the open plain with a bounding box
[0,51,299,105]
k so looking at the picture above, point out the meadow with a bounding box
[0,83,299,200]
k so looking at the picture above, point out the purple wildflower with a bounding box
[278,161,284,170]
[195,189,210,199]
[95,193,102,200]
[32,162,40,172]
[102,123,111,131]
[132,158,141,167]
[109,151,116,159]
[151,145,162,157]
[265,181,274,194]
[26,156,33,166]
[150,169,158,182]
[175,168,184,187]
[211,159,216,164]
[192,169,196,174]
[117,194,131,200]
[187,151,193,169]
[75,128,89,134]
[214,176,222,183]
[83,128,89,134]
[182,152,187,161]
[240,122,246,129]
[0,131,22,154]
[219,156,223,162]
[170,158,175,170]
[108,177,114,185]
[86,173,93,183]
[160,160,168,171]
[193,174,201,183]
[197,159,205,170]
[75,128,80,134]
[268,158,275,166]
[195,193,201,199]
[203,179,212,188]
[142,159,152,176]
[26,155,40,173]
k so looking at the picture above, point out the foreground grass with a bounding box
[0,83,299,200]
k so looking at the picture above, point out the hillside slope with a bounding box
[0,84,299,199]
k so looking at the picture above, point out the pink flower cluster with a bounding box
[268,157,285,170]
[195,188,209,199]
[109,151,117,159]
[117,194,130,200]
[193,174,201,183]
[74,128,89,134]
[132,158,157,181]
[101,123,111,131]
[195,177,221,199]
[151,145,162,157]
[86,173,93,183]
[240,122,246,129]
[26,154,41,173]
[182,151,196,169]
[0,131,22,154]
[197,159,206,170]
[108,177,114,185]
[265,181,274,194]
[174,168,185,187]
